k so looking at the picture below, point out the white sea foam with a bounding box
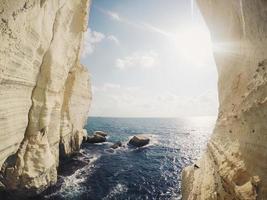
[44,154,99,199]
[104,134,160,154]
[91,141,113,146]
[103,183,128,200]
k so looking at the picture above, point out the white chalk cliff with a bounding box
[182,0,267,199]
[0,0,92,196]
[1,0,267,199]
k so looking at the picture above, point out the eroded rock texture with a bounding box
[182,1,267,200]
[0,0,92,195]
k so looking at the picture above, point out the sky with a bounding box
[81,0,218,118]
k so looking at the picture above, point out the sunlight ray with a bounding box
[191,0,194,21]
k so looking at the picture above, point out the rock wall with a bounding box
[182,0,267,200]
[0,0,92,196]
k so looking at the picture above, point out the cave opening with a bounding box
[78,0,219,199]
[1,0,267,199]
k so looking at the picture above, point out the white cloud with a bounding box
[106,10,122,21]
[116,51,159,70]
[100,83,121,91]
[82,29,120,58]
[96,6,122,21]
[89,83,218,118]
[107,35,120,45]
[141,22,173,37]
[96,6,173,39]
[82,28,105,58]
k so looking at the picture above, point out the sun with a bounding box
[173,25,213,66]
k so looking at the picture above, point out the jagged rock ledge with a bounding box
[182,0,267,199]
[0,0,92,197]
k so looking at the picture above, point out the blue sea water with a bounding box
[39,116,216,200]
[0,117,216,200]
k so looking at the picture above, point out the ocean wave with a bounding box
[89,141,113,146]
[41,117,214,199]
[102,183,128,200]
[44,154,99,199]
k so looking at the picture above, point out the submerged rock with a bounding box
[86,134,106,143]
[110,141,122,149]
[128,136,150,147]
[94,131,108,137]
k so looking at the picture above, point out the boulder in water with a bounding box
[110,141,122,149]
[128,135,150,147]
[94,131,108,137]
[86,134,106,143]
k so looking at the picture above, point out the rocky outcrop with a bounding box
[182,0,267,199]
[0,0,92,196]
[128,135,150,147]
[110,141,122,149]
[86,133,107,144]
[84,131,108,143]
[94,131,108,137]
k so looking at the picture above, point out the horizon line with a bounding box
[87,115,217,119]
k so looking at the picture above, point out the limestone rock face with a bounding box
[0,0,92,195]
[182,1,267,199]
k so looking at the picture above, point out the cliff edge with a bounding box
[182,1,267,199]
[0,0,92,196]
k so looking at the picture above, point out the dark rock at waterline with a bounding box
[84,131,108,144]
[58,156,89,176]
[0,181,5,191]
[86,134,106,143]
[110,141,122,149]
[105,149,115,153]
[94,131,108,137]
[194,164,200,169]
[128,136,150,147]
[83,134,88,142]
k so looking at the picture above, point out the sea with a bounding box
[2,116,216,200]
